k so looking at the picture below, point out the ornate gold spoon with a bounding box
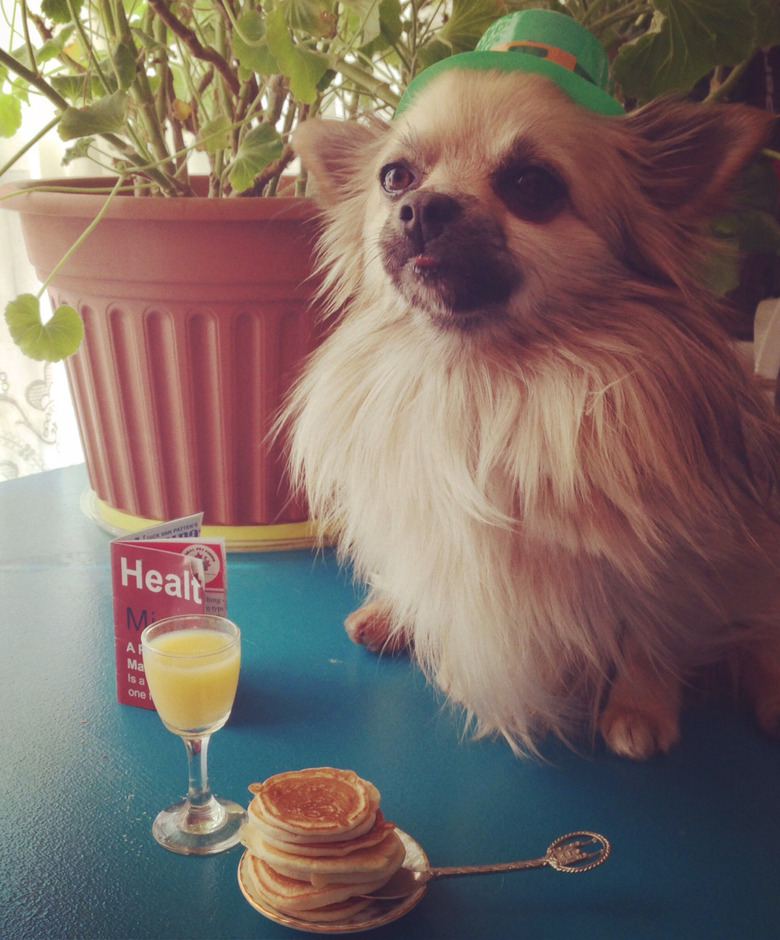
[364,831,611,899]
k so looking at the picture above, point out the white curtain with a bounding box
[0,181,86,480]
[0,38,86,481]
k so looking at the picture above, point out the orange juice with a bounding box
[143,628,240,734]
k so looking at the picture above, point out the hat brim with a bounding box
[395,51,625,118]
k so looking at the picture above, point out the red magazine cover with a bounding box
[110,515,227,708]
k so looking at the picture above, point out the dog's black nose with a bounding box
[398,192,461,249]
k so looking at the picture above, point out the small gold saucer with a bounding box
[237,828,428,935]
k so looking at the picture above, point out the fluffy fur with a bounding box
[286,70,780,758]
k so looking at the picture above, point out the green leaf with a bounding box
[734,160,780,215]
[289,46,329,102]
[613,0,757,102]
[0,92,22,138]
[360,0,403,56]
[712,207,780,253]
[265,8,328,103]
[41,0,82,24]
[416,38,454,72]
[732,210,780,253]
[57,90,129,140]
[112,41,137,92]
[233,9,266,47]
[227,123,284,192]
[750,0,780,46]
[129,27,170,58]
[415,0,505,72]
[284,0,336,39]
[341,0,383,47]
[5,295,84,362]
[197,114,231,154]
[50,73,104,103]
[37,37,68,65]
[62,136,95,165]
[703,242,741,294]
[432,0,507,53]
[233,10,279,75]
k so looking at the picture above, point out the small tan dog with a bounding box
[286,15,780,759]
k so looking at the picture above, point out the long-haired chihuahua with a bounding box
[285,15,780,759]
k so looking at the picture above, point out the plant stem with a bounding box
[67,0,112,96]
[336,60,399,109]
[20,0,39,78]
[0,116,60,180]
[112,0,168,162]
[704,58,752,102]
[147,0,240,97]
[0,47,69,111]
[579,0,613,27]
[35,175,125,300]
[585,0,651,35]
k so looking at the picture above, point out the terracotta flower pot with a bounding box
[2,178,324,549]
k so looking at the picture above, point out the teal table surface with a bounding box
[1,465,779,940]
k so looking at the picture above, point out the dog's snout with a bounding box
[398,192,461,248]
[380,187,517,320]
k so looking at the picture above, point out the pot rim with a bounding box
[0,176,317,222]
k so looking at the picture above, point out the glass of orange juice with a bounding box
[141,614,246,855]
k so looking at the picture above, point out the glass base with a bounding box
[152,796,247,855]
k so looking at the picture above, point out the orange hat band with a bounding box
[488,41,597,86]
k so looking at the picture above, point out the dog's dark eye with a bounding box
[493,165,567,221]
[380,162,416,195]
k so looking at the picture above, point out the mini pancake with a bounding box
[244,854,388,913]
[288,896,375,924]
[251,829,405,887]
[246,796,379,845]
[242,809,395,858]
[247,767,379,842]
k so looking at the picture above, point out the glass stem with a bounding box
[181,735,224,831]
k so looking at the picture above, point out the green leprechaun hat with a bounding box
[395,9,624,117]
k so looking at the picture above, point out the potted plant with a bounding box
[0,0,777,543]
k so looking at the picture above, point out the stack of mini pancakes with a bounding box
[240,767,406,922]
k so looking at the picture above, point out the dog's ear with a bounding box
[622,98,774,218]
[292,119,386,205]
[600,99,773,290]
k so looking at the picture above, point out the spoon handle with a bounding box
[427,857,548,878]
[427,831,610,880]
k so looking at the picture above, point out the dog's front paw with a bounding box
[344,602,409,653]
[599,705,680,760]
[741,641,780,740]
[755,698,780,739]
